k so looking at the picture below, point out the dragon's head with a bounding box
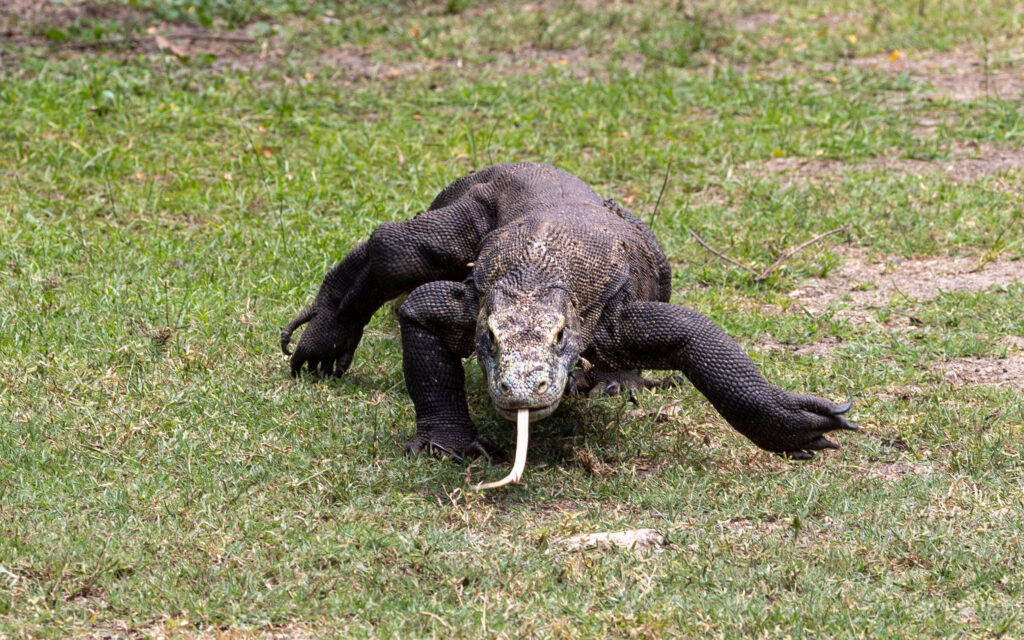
[477,282,580,423]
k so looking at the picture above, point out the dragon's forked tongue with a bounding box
[471,408,529,490]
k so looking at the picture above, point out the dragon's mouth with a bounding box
[494,398,561,422]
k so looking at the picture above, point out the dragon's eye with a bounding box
[487,328,498,356]
[556,328,567,353]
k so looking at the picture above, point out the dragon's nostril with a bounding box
[499,381,511,395]
[536,379,548,393]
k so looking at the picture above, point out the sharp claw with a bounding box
[429,442,465,463]
[783,450,814,460]
[833,393,855,415]
[842,421,860,431]
[628,389,638,405]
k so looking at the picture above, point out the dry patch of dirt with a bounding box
[870,461,935,481]
[733,11,781,33]
[0,0,261,65]
[781,247,1024,390]
[0,0,150,35]
[1000,336,1024,350]
[718,516,787,536]
[557,528,669,553]
[850,47,1024,101]
[935,355,1024,392]
[748,44,1024,101]
[754,141,1024,184]
[2,1,643,83]
[787,245,1023,323]
[295,45,644,86]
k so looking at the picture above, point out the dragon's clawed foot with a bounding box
[403,433,506,464]
[282,306,362,378]
[769,393,859,460]
[569,369,681,404]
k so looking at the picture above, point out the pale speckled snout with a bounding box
[490,338,567,419]
[478,286,580,422]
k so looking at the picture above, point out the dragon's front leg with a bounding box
[397,280,504,461]
[597,301,858,459]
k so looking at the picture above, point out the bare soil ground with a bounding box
[557,528,669,553]
[849,47,1024,102]
[738,11,1024,103]
[754,141,1024,184]
[935,354,1024,391]
[0,0,152,35]
[301,44,646,86]
[869,461,935,481]
[0,0,646,81]
[788,245,1023,317]
[762,247,1024,392]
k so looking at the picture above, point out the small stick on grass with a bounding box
[648,161,672,231]
[754,224,850,282]
[689,229,758,276]
[419,611,451,629]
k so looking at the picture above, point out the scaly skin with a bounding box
[282,163,857,464]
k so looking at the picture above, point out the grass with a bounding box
[2,0,1023,637]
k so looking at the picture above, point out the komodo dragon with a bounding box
[282,163,856,485]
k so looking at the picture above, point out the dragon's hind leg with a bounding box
[567,369,684,403]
